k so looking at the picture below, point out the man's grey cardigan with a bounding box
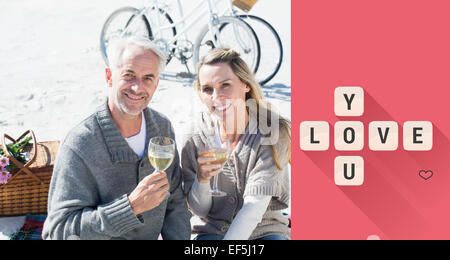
[42,101,191,240]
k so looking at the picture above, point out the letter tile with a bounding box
[300,121,330,151]
[334,87,364,116]
[334,121,364,151]
[403,121,433,151]
[369,121,398,151]
[335,156,364,186]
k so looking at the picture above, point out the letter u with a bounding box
[343,163,355,180]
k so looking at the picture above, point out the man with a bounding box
[42,36,191,240]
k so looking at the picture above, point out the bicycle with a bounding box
[100,0,259,77]
[100,0,281,85]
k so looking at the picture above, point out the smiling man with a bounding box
[42,36,191,240]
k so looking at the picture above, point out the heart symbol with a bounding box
[419,170,433,180]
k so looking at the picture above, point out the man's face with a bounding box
[106,44,160,117]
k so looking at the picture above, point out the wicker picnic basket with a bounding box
[0,130,59,216]
[232,0,259,12]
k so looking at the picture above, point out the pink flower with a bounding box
[0,156,9,168]
[0,169,11,184]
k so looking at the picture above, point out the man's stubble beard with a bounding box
[113,89,149,117]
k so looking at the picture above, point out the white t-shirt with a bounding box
[125,112,146,158]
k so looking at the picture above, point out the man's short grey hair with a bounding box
[107,36,167,74]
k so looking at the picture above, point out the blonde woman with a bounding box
[181,48,291,240]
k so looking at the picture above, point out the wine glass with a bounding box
[199,138,231,197]
[148,136,175,172]
[148,136,175,196]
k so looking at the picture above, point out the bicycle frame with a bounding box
[140,0,235,46]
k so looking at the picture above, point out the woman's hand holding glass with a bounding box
[197,138,231,197]
[197,155,223,183]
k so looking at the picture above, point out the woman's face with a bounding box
[198,63,250,124]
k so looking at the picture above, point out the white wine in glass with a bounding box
[148,151,174,172]
[148,136,175,197]
[148,137,175,171]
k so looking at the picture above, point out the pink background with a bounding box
[292,0,450,239]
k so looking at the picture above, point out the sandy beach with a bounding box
[0,0,290,239]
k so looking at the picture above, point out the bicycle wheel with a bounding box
[194,16,260,76]
[236,15,283,85]
[100,6,151,66]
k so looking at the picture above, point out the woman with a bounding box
[181,48,291,240]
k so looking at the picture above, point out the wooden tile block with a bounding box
[368,121,398,151]
[403,121,433,151]
[335,156,364,186]
[300,121,330,151]
[334,121,364,151]
[335,87,364,116]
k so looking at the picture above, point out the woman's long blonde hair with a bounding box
[194,48,291,170]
